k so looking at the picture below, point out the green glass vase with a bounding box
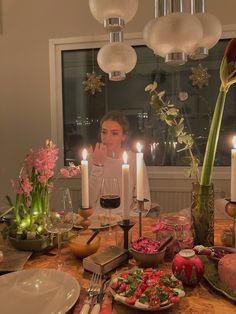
[191,182,214,246]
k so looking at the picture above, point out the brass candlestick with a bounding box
[225,200,236,248]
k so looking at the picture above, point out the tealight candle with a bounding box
[81,148,89,208]
[122,151,130,220]
[136,142,144,201]
[231,136,236,202]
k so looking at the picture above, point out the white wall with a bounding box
[0,0,235,206]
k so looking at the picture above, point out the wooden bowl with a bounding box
[69,234,100,259]
[130,247,166,267]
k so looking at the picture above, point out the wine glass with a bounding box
[100,177,120,237]
[46,187,74,269]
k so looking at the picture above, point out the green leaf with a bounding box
[145,81,158,92]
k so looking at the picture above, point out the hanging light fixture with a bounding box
[89,0,138,81]
[143,0,167,53]
[89,0,139,31]
[97,31,137,81]
[190,0,222,60]
[144,0,203,66]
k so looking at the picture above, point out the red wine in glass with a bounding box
[100,177,120,236]
[100,194,120,209]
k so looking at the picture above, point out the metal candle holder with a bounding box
[118,219,135,250]
[137,199,149,238]
[225,199,236,247]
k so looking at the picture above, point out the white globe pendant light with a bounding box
[151,12,203,65]
[97,42,137,81]
[190,0,222,60]
[89,0,139,31]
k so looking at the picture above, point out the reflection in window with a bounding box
[62,39,236,166]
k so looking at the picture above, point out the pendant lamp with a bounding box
[190,0,222,60]
[89,0,139,31]
[97,42,137,81]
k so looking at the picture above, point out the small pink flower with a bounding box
[60,168,70,177]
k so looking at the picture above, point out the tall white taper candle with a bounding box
[136,142,144,201]
[81,148,89,208]
[122,151,130,220]
[231,136,236,202]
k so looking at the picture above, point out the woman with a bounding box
[89,111,151,216]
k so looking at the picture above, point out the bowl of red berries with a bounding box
[130,237,166,267]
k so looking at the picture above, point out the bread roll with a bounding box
[218,253,236,293]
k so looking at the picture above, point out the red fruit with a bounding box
[125,296,137,305]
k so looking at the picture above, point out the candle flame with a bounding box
[82,148,87,160]
[123,151,128,164]
[233,136,236,149]
[136,142,142,153]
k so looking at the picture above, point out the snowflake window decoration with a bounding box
[82,49,105,95]
[189,63,211,89]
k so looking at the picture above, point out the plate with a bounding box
[74,213,121,229]
[0,268,80,314]
[0,245,32,272]
[109,268,184,311]
[201,255,236,302]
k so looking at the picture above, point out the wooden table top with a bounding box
[23,217,236,314]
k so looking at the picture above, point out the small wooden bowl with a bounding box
[69,233,100,259]
[130,247,166,267]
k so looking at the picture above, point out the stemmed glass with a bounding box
[46,187,74,269]
[100,177,120,237]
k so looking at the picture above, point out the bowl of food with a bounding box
[69,232,101,259]
[130,237,166,267]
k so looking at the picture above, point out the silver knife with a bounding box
[90,287,104,314]
[90,278,109,314]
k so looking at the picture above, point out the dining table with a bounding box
[10,216,236,314]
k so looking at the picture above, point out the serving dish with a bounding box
[109,268,185,311]
[0,268,80,314]
[201,255,236,302]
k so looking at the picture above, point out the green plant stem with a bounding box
[200,88,228,186]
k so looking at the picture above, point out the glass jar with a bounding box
[154,214,193,260]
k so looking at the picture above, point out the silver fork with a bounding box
[80,272,101,314]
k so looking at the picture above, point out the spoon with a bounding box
[86,229,100,245]
[158,235,173,252]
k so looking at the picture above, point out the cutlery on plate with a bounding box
[80,272,101,314]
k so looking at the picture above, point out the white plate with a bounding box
[74,213,121,229]
[0,268,80,314]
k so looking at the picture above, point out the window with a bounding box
[50,33,236,172]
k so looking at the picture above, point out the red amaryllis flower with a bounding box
[220,38,236,90]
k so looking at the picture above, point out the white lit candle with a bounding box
[81,148,89,208]
[122,151,130,220]
[231,136,236,202]
[136,142,144,201]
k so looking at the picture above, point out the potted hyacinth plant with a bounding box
[145,38,236,246]
[2,140,80,251]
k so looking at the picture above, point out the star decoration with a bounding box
[189,63,211,89]
[82,71,105,95]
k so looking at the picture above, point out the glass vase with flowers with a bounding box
[146,39,236,246]
[3,140,80,251]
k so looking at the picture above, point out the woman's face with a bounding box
[101,120,126,153]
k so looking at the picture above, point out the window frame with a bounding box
[49,26,236,180]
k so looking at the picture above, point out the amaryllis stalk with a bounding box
[193,39,236,246]
[5,140,80,240]
[200,38,236,186]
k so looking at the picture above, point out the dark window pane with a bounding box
[61,40,236,166]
